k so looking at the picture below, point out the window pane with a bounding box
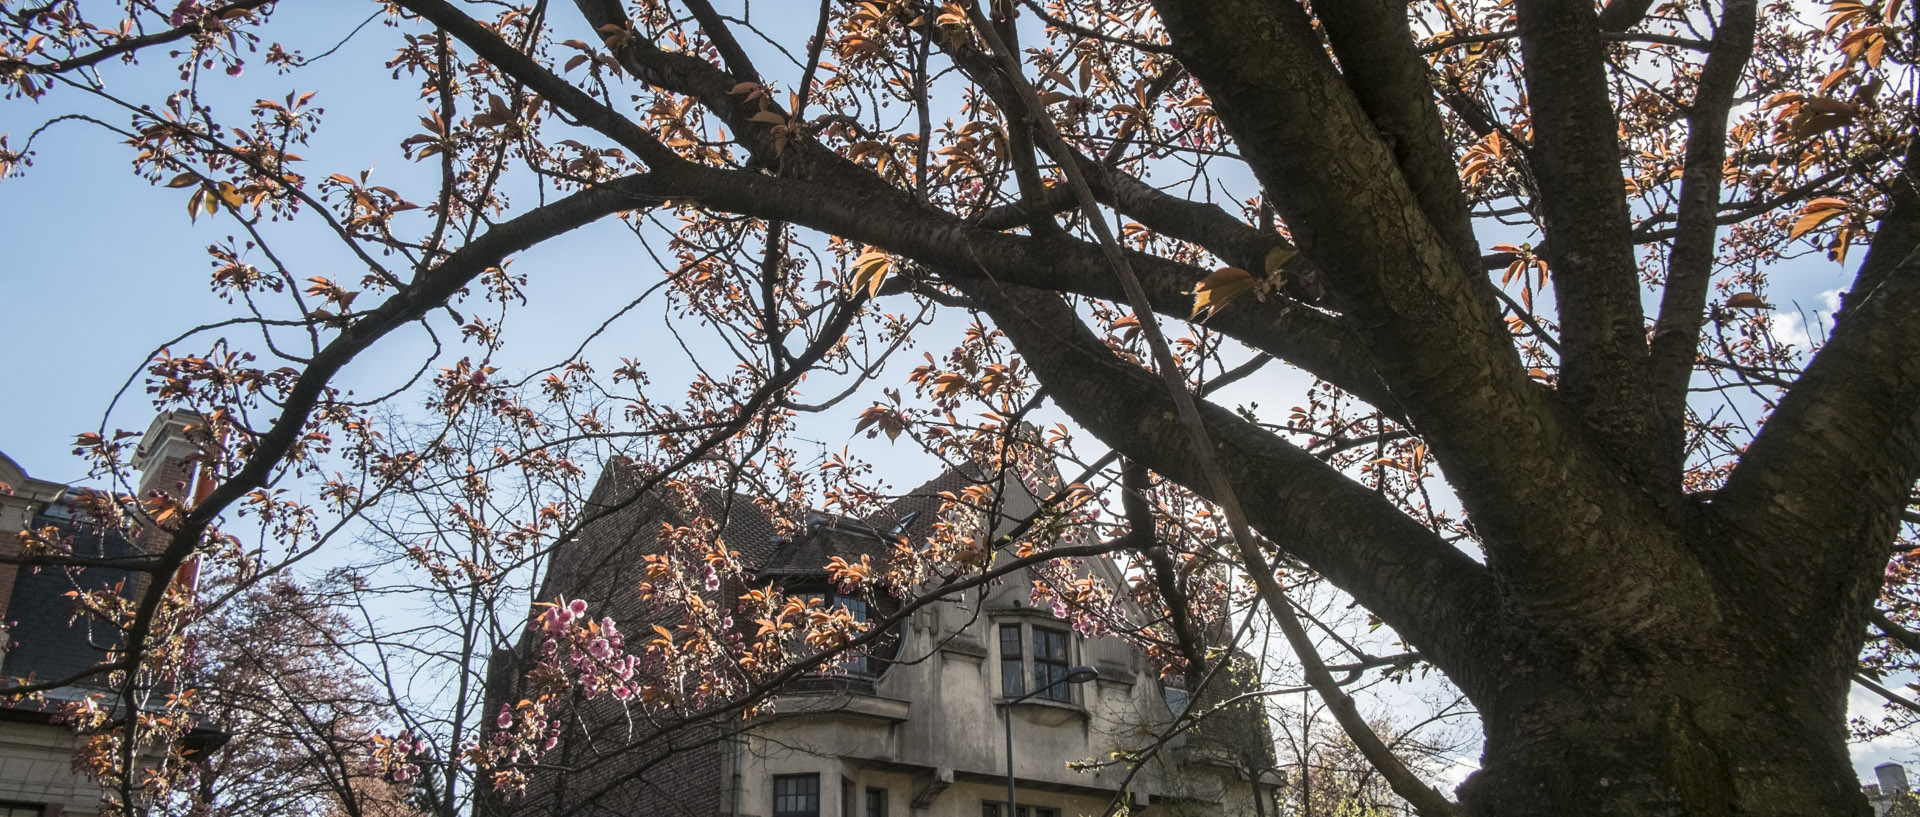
[1035,661,1071,701]
[774,774,820,817]
[999,624,1024,695]
[867,788,887,817]
[982,804,1001,817]
[1034,628,1066,661]
[838,597,870,673]
[1032,627,1070,701]
[1164,686,1190,717]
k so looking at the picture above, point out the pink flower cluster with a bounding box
[167,0,203,26]
[368,729,430,784]
[539,600,640,699]
[480,597,658,797]
[541,597,590,634]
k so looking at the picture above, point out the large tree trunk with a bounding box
[1463,666,1865,815]
[1457,520,1882,817]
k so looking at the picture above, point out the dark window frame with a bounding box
[866,787,888,817]
[996,620,1075,703]
[773,773,821,817]
[999,623,1025,696]
[981,805,1058,817]
[1031,626,1071,702]
[793,590,875,675]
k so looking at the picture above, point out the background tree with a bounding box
[3,1,1919,816]
[184,577,400,817]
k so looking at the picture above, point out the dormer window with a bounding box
[1162,683,1190,718]
[997,622,1073,702]
[793,591,871,674]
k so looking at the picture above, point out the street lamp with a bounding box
[1002,665,1098,817]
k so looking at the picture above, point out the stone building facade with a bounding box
[487,460,1283,817]
[0,413,221,815]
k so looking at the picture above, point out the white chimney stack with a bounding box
[1877,763,1909,795]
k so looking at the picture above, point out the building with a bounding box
[0,413,222,815]
[486,458,1283,817]
[1865,763,1920,817]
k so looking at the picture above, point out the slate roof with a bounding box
[754,463,988,578]
[3,502,143,691]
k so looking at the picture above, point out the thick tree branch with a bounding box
[1646,0,1759,485]
[397,0,678,167]
[1838,136,1920,324]
[958,280,1498,697]
[963,280,1476,816]
[1873,609,1920,654]
[1719,230,1920,621]
[1596,0,1660,33]
[651,161,1396,411]
[1514,0,1653,453]
[567,0,895,193]
[1317,0,1481,273]
[679,0,763,84]
[1855,674,1920,715]
[1124,462,1208,686]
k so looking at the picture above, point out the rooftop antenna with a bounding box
[794,436,829,469]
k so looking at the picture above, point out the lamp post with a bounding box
[1002,665,1098,817]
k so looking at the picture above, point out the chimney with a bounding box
[131,411,209,554]
[1878,763,1909,795]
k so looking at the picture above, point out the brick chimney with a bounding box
[131,411,210,556]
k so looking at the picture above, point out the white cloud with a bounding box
[1770,287,1846,359]
[1850,680,1920,780]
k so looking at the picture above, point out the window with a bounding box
[999,624,1025,696]
[998,622,1074,702]
[774,774,820,817]
[842,777,856,817]
[1031,627,1070,701]
[840,597,869,673]
[981,805,1058,817]
[866,787,887,817]
[795,592,871,674]
[1163,684,1190,718]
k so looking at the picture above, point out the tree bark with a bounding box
[1460,626,1867,816]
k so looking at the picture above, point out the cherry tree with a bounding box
[4,1,1920,815]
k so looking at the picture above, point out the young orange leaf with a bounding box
[1190,266,1255,320]
[1789,197,1850,240]
[850,249,893,297]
